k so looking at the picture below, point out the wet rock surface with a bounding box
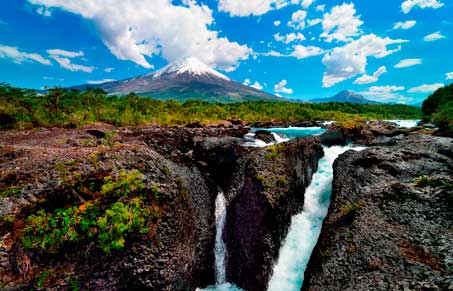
[225,136,324,291]
[303,134,453,291]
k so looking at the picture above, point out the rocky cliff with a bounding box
[302,134,453,290]
[0,125,324,291]
[225,137,324,291]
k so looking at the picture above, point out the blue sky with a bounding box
[0,0,452,104]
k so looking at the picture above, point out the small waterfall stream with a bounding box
[214,192,227,285]
[267,145,365,291]
[198,192,243,291]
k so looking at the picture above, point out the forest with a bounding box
[0,83,423,129]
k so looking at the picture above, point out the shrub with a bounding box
[101,170,144,197]
[340,200,363,221]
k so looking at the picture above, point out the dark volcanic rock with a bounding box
[254,130,276,144]
[303,134,453,291]
[225,136,324,291]
[320,122,409,146]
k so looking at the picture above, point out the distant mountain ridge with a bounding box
[310,90,380,104]
[73,57,282,103]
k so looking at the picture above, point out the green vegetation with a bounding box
[0,83,421,129]
[20,170,160,254]
[340,200,363,221]
[422,83,453,132]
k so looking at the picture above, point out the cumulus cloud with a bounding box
[307,18,322,27]
[274,79,293,94]
[274,20,281,26]
[354,66,387,84]
[424,31,445,41]
[36,6,52,17]
[401,0,444,14]
[393,20,416,30]
[301,0,315,9]
[30,0,251,72]
[0,44,51,65]
[47,49,95,73]
[104,67,115,73]
[316,4,325,12]
[291,45,324,59]
[274,32,306,44]
[248,80,264,90]
[322,34,407,87]
[394,58,422,68]
[360,85,409,103]
[408,83,444,93]
[218,0,292,17]
[87,79,116,84]
[288,10,307,30]
[446,72,453,80]
[321,3,363,42]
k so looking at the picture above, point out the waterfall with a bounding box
[267,145,365,291]
[197,192,243,291]
[215,191,227,285]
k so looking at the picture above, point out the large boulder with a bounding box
[225,136,324,291]
[303,134,453,291]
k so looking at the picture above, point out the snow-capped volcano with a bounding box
[74,57,280,103]
[151,57,230,81]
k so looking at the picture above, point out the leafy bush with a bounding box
[422,84,453,132]
[21,170,159,254]
[101,170,144,197]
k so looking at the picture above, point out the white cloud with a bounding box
[401,0,444,14]
[30,0,251,72]
[408,83,444,93]
[87,79,116,84]
[47,49,84,58]
[316,4,325,12]
[291,45,324,59]
[274,20,281,26]
[301,0,315,9]
[251,81,264,90]
[360,85,409,102]
[274,32,306,44]
[274,79,293,94]
[288,10,307,30]
[104,67,115,73]
[424,31,445,41]
[322,34,407,87]
[36,6,52,17]
[0,44,51,65]
[354,66,387,84]
[47,49,95,73]
[321,3,363,42]
[394,58,422,68]
[244,78,264,90]
[218,0,292,17]
[393,20,416,30]
[307,18,322,27]
[446,72,453,80]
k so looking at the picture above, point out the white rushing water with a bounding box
[243,127,326,148]
[197,192,244,291]
[215,192,227,285]
[383,120,420,128]
[267,145,365,291]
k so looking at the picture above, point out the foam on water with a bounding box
[243,127,325,147]
[384,120,420,128]
[267,145,365,291]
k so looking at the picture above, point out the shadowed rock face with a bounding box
[224,136,324,291]
[303,134,453,291]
